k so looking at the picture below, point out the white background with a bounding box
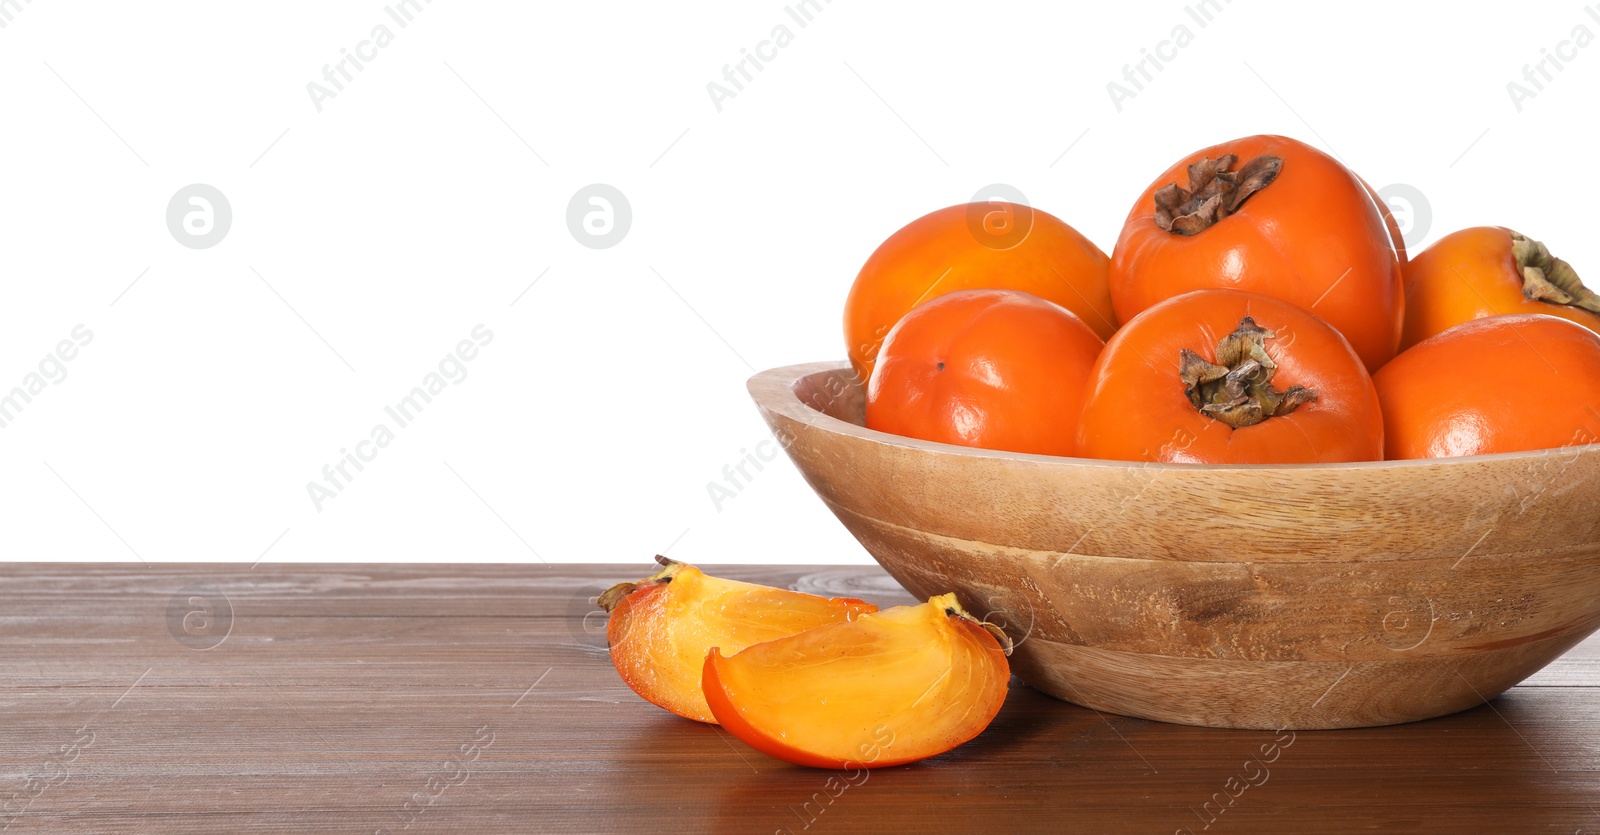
[0,0,1592,565]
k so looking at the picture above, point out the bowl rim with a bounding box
[749,360,1600,473]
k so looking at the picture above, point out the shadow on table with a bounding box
[680,683,1600,834]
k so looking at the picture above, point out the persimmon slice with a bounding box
[703,593,1012,768]
[598,557,876,724]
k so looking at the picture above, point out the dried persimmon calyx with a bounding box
[1154,154,1283,235]
[1180,317,1316,429]
[1510,230,1599,314]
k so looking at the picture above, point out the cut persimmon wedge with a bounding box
[597,556,876,724]
[703,593,1012,769]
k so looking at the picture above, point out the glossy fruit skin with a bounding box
[1110,135,1403,371]
[1357,174,1409,267]
[1375,315,1600,459]
[1399,227,1600,350]
[845,202,1114,384]
[702,594,1010,769]
[1077,289,1383,464]
[604,563,875,724]
[865,289,1105,457]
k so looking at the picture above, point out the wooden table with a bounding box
[4,563,1598,833]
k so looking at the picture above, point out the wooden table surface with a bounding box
[4,563,1599,834]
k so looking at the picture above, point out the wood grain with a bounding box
[751,362,1600,728]
[2,563,1600,833]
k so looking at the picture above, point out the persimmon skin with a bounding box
[1110,135,1403,371]
[702,595,1010,769]
[845,202,1114,384]
[1357,174,1409,267]
[865,289,1105,457]
[1076,289,1383,464]
[603,562,875,724]
[1399,227,1600,350]
[1375,315,1600,459]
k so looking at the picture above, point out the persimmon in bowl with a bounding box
[748,361,1600,730]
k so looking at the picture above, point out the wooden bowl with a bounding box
[748,361,1600,729]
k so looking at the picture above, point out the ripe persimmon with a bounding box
[1399,227,1598,350]
[1359,176,1411,267]
[703,593,1011,769]
[1109,135,1404,371]
[1375,315,1600,459]
[865,289,1105,457]
[844,202,1114,384]
[599,557,875,723]
[1076,289,1383,464]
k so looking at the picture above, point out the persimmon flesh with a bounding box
[703,593,1011,769]
[600,558,875,724]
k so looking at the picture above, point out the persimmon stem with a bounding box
[935,593,1014,656]
[1180,317,1316,429]
[598,557,683,612]
[1153,154,1283,235]
[1511,231,1598,315]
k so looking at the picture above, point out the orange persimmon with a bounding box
[844,202,1114,384]
[1399,226,1598,350]
[1357,175,1410,267]
[599,558,875,724]
[1109,135,1404,371]
[865,289,1105,457]
[703,593,1011,769]
[1375,315,1600,459]
[1076,289,1383,464]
